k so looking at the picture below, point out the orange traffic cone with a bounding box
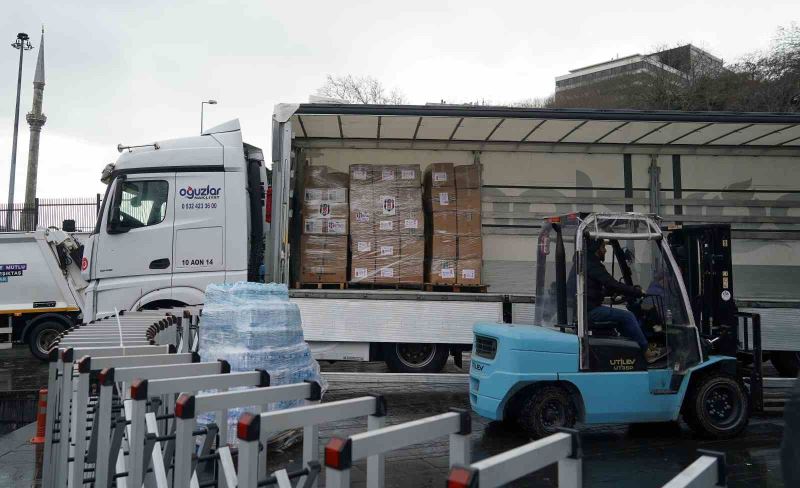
[30,388,47,444]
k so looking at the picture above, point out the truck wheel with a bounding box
[384,343,449,373]
[28,321,65,360]
[771,352,800,378]
[685,373,749,439]
[519,386,576,439]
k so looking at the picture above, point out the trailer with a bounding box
[80,105,800,373]
[0,228,86,358]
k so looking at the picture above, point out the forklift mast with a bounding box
[667,224,739,356]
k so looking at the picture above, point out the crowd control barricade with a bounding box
[661,450,727,488]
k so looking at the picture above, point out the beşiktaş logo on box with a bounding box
[179,185,222,200]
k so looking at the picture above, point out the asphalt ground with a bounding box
[0,346,792,487]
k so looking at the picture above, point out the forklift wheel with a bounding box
[770,352,800,378]
[684,372,749,439]
[519,386,576,439]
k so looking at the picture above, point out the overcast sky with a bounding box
[1,0,798,198]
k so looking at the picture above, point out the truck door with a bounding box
[94,174,175,288]
[171,172,226,292]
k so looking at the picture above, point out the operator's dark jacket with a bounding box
[586,254,641,309]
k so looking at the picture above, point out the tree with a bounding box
[317,75,406,104]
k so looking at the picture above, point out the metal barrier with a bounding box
[40,308,199,488]
[446,429,581,488]
[662,450,727,488]
[231,393,387,488]
[324,408,472,488]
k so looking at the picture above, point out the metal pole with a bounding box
[6,33,31,231]
[200,101,204,134]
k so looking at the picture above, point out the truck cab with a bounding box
[470,212,750,439]
[81,120,268,318]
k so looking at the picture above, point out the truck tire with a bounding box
[684,372,749,439]
[519,385,576,439]
[771,352,800,378]
[383,343,449,373]
[28,320,65,360]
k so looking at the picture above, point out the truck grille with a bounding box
[474,335,497,359]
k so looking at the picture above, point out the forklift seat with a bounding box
[588,319,619,337]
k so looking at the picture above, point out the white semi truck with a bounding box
[79,104,800,374]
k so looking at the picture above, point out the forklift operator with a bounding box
[586,238,654,360]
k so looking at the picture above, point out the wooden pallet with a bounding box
[423,283,489,293]
[348,282,425,291]
[294,282,347,290]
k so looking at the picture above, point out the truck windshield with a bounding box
[534,219,578,328]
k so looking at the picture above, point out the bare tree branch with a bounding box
[317,75,407,104]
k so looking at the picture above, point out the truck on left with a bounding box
[0,228,87,359]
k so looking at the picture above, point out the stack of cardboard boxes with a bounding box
[300,166,349,284]
[424,163,459,284]
[424,163,482,285]
[349,164,424,286]
[455,165,482,285]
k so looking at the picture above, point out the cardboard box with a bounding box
[305,165,349,189]
[457,259,482,285]
[349,185,374,234]
[431,235,457,259]
[350,257,375,284]
[374,191,398,218]
[374,216,399,234]
[457,236,482,260]
[350,234,376,259]
[399,210,424,236]
[300,235,347,283]
[431,211,458,235]
[374,258,399,284]
[456,189,481,213]
[457,211,481,236]
[303,218,348,235]
[375,236,400,260]
[376,165,397,186]
[425,163,455,188]
[397,187,423,212]
[349,164,374,185]
[428,258,457,285]
[396,164,422,188]
[398,258,424,284]
[455,165,481,189]
[303,201,348,220]
[401,235,425,261]
[425,186,457,212]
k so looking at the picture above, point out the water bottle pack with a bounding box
[199,282,327,443]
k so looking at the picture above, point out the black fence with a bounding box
[0,195,102,232]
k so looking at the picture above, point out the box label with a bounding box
[403,219,419,229]
[462,269,476,279]
[355,209,370,223]
[379,220,394,231]
[438,192,450,206]
[304,219,323,234]
[357,241,371,252]
[326,220,347,234]
[380,245,394,256]
[304,188,322,201]
[354,267,368,279]
[380,267,394,277]
[433,172,448,183]
[381,196,397,215]
[440,267,455,279]
[327,188,347,202]
[401,169,416,180]
[352,169,368,180]
[381,169,395,181]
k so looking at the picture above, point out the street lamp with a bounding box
[200,99,217,134]
[5,32,33,231]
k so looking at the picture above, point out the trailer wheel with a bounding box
[771,352,800,378]
[685,372,749,439]
[384,343,449,373]
[28,320,65,360]
[519,385,576,439]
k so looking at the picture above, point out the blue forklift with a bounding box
[469,212,755,439]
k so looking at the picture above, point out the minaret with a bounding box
[23,27,46,230]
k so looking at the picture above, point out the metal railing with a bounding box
[0,195,101,232]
